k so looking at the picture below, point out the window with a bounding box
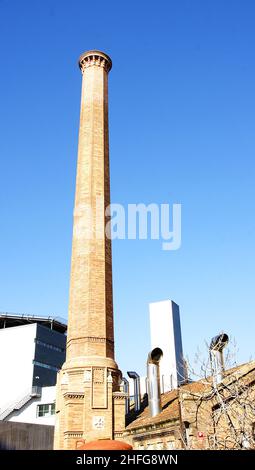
[34,361,59,372]
[183,421,190,447]
[156,442,163,450]
[36,339,65,353]
[147,443,154,450]
[37,403,56,417]
[241,432,250,449]
[252,423,255,439]
[167,440,175,450]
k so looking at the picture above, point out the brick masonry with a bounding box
[54,51,126,450]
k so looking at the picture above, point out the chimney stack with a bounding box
[210,333,229,386]
[147,348,163,417]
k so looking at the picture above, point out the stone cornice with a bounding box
[67,336,114,345]
[79,50,112,73]
[64,431,83,438]
[124,417,180,436]
[113,392,127,400]
[63,391,84,399]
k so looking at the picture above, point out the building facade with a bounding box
[0,313,66,421]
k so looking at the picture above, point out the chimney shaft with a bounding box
[54,50,126,449]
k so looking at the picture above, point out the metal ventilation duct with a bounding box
[127,371,141,412]
[210,333,229,385]
[147,347,163,417]
[122,377,130,415]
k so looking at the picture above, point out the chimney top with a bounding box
[78,50,112,73]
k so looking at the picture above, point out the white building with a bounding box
[149,300,185,392]
[6,386,56,425]
[0,313,66,424]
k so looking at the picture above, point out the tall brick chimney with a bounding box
[54,50,126,450]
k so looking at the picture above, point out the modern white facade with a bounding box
[0,314,66,423]
[0,323,37,410]
[7,386,56,425]
[149,300,185,392]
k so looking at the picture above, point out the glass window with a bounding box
[34,361,59,372]
[36,339,65,353]
[37,403,55,417]
[51,403,56,415]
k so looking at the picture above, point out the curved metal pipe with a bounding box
[147,347,163,417]
[127,371,141,412]
[209,333,229,385]
[210,333,229,352]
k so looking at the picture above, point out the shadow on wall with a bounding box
[0,421,54,450]
[126,393,148,426]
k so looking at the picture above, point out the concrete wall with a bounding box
[0,421,54,450]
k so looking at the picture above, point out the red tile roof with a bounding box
[126,361,255,431]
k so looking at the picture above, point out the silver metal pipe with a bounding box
[127,371,141,412]
[122,377,130,415]
[209,333,229,385]
[147,347,163,417]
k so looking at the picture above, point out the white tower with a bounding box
[149,300,185,392]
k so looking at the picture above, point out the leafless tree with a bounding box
[178,339,255,449]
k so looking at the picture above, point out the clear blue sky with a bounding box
[0,0,254,376]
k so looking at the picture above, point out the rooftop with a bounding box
[0,312,67,334]
[126,361,255,432]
